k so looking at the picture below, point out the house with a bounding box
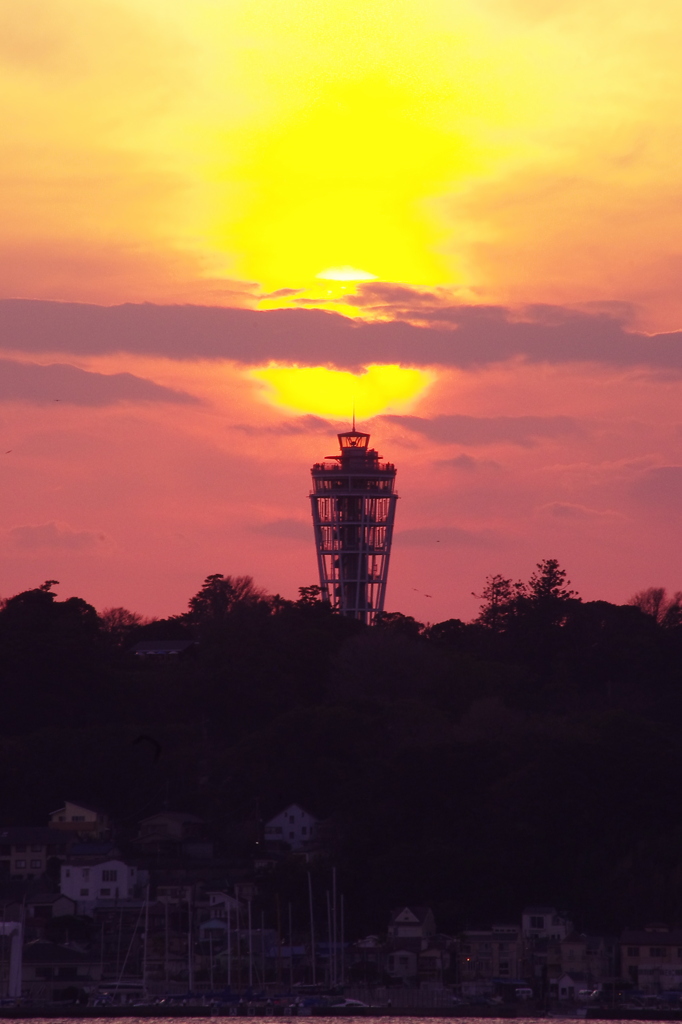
[156,884,195,904]
[385,947,418,980]
[137,811,208,856]
[60,858,141,914]
[263,804,319,852]
[49,801,110,838]
[68,842,120,861]
[388,907,436,949]
[561,932,588,975]
[621,925,682,992]
[26,894,77,920]
[0,826,72,880]
[419,945,451,983]
[130,640,195,657]
[522,906,572,941]
[204,890,242,919]
[21,939,102,1001]
[458,925,522,982]
[556,971,589,1000]
[349,936,383,984]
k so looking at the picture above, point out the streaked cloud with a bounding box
[538,502,623,520]
[397,526,497,546]
[382,414,581,447]
[631,466,682,506]
[435,454,502,471]
[4,299,682,374]
[252,518,311,541]
[0,358,198,405]
[8,520,105,549]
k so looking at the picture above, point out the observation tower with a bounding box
[310,424,398,625]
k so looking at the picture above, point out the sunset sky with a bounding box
[2,0,682,621]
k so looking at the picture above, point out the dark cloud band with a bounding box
[1,297,681,371]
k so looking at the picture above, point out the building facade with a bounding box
[263,805,319,852]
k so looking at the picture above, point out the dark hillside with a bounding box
[1,566,682,936]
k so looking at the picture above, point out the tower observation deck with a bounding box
[310,428,398,625]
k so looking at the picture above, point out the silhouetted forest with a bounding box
[2,562,682,937]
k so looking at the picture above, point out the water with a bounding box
[0,1018,662,1024]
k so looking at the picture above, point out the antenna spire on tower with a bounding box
[352,400,356,432]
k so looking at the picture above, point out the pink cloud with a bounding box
[8,521,106,549]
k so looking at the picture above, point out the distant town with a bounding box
[0,799,677,1010]
[2,567,682,1011]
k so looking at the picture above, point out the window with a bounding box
[80,889,89,896]
[14,845,26,853]
[499,962,510,975]
[102,870,117,882]
[65,869,71,878]
[289,831,295,839]
[650,947,667,957]
[82,869,89,879]
[302,827,307,835]
[30,860,41,869]
[71,816,85,822]
[100,888,111,896]
[289,816,295,823]
[530,916,544,929]
[31,845,42,852]
[14,860,26,868]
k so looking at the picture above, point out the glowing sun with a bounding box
[250,364,433,419]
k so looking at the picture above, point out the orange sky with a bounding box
[1,0,682,620]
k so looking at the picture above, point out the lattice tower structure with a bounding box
[310,429,398,625]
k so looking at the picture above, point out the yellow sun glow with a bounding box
[250,364,433,419]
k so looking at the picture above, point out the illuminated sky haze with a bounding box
[1,0,682,619]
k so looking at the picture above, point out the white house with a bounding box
[263,805,319,852]
[60,858,138,914]
[521,906,572,941]
[388,907,436,946]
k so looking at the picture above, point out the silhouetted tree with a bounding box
[629,587,682,627]
[187,573,268,625]
[526,558,577,603]
[99,606,149,646]
[474,574,524,632]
